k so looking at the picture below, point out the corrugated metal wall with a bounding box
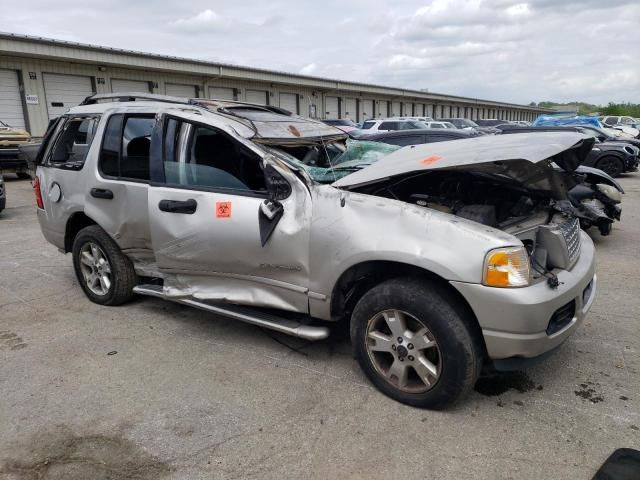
[0,54,541,136]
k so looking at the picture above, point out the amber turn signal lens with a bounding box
[483,247,530,288]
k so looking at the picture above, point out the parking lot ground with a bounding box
[0,174,638,479]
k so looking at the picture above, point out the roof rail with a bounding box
[80,92,191,106]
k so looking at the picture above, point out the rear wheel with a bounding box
[72,225,137,305]
[596,156,624,177]
[351,277,483,409]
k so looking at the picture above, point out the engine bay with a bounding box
[361,170,553,229]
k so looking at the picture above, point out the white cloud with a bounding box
[299,63,317,75]
[169,9,225,32]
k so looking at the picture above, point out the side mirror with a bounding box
[260,199,283,220]
[258,199,284,247]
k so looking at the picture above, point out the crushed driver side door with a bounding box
[146,110,313,313]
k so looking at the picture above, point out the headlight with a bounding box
[483,247,530,288]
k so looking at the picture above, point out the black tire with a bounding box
[351,277,483,409]
[16,171,31,180]
[598,221,612,236]
[72,225,137,306]
[596,156,624,177]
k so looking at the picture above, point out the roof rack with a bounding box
[80,92,192,106]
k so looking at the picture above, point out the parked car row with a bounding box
[535,114,640,139]
[29,93,602,410]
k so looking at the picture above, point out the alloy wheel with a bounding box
[79,242,112,296]
[365,309,441,393]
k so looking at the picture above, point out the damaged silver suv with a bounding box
[34,93,597,409]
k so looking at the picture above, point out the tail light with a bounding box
[33,176,44,209]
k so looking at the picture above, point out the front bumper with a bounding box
[451,231,596,359]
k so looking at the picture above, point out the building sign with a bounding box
[25,94,39,105]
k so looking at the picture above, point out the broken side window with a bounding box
[162,120,267,194]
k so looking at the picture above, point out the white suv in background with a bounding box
[600,116,640,138]
[360,118,428,133]
[395,116,434,123]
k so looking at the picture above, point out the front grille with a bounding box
[560,217,581,267]
[546,300,576,335]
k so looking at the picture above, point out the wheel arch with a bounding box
[64,211,98,253]
[329,260,487,356]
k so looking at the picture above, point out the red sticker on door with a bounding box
[420,155,442,165]
[216,201,232,218]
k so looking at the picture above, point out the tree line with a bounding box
[530,101,640,118]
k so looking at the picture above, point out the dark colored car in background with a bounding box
[498,125,639,177]
[577,125,640,151]
[475,119,513,127]
[361,128,474,146]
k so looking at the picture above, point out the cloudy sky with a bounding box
[2,0,639,105]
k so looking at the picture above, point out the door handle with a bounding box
[90,188,114,199]
[158,198,197,214]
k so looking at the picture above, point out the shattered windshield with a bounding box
[270,139,401,183]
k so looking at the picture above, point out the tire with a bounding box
[72,225,137,306]
[16,171,31,180]
[351,277,483,409]
[596,156,624,178]
[598,221,612,236]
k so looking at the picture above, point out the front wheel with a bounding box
[596,156,624,177]
[351,278,483,409]
[72,225,137,306]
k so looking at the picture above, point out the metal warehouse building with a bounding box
[0,32,550,137]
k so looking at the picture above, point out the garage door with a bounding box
[279,93,298,114]
[111,79,150,93]
[165,83,197,98]
[361,99,374,120]
[402,102,412,116]
[325,96,339,119]
[426,105,434,118]
[0,69,25,129]
[391,102,401,117]
[43,73,93,119]
[246,89,268,105]
[415,104,425,117]
[377,101,388,118]
[208,87,235,100]
[344,98,357,121]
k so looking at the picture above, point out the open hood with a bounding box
[333,132,594,190]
